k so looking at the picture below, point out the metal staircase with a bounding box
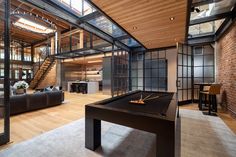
[29,57,56,89]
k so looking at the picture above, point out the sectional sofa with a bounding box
[10,91,64,115]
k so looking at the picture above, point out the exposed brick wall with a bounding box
[37,63,57,89]
[216,21,236,119]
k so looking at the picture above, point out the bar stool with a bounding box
[200,84,221,115]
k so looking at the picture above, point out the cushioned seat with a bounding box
[10,94,28,115]
[200,84,221,115]
[46,91,64,106]
[28,92,48,110]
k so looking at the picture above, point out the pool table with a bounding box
[85,90,177,157]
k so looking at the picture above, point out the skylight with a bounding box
[13,18,55,34]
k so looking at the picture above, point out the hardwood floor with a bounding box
[0,92,110,150]
[0,92,235,151]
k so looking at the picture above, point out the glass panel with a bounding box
[121,38,140,47]
[159,69,166,77]
[189,21,214,36]
[138,78,143,87]
[204,55,214,65]
[152,78,158,89]
[159,78,167,89]
[159,50,166,58]
[183,78,188,89]
[194,67,203,77]
[131,70,137,77]
[145,52,151,59]
[145,78,151,88]
[178,54,182,65]
[88,16,126,38]
[71,0,82,15]
[152,51,158,59]
[159,60,166,68]
[194,55,203,66]
[83,0,95,16]
[204,67,214,77]
[145,69,151,77]
[137,69,143,77]
[189,19,226,37]
[178,66,182,78]
[145,59,151,69]
[152,60,158,68]
[178,90,183,101]
[183,90,188,101]
[183,67,188,77]
[152,69,158,77]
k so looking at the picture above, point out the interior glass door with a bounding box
[0,0,10,145]
[177,43,193,105]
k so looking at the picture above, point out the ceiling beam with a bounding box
[188,35,215,45]
[189,11,232,25]
[192,0,222,7]
[215,4,236,40]
[86,0,146,50]
[20,0,130,51]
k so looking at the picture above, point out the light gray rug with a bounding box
[0,109,236,157]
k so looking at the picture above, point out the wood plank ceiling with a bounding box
[0,0,70,45]
[92,0,188,49]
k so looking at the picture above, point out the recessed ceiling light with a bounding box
[132,26,138,30]
[169,17,175,21]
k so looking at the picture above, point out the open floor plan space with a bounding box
[0,0,236,157]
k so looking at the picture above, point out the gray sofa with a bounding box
[10,91,64,115]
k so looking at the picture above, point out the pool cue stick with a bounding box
[143,94,153,101]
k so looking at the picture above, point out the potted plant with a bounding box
[13,81,29,94]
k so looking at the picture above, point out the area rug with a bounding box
[0,109,235,157]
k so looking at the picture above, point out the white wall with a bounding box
[166,48,177,92]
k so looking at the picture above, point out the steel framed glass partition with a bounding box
[130,50,168,92]
[0,0,10,145]
[177,44,193,105]
[177,43,215,105]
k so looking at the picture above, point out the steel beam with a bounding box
[192,0,222,7]
[188,35,215,45]
[86,0,146,50]
[20,0,130,51]
[2,0,10,145]
[215,4,236,40]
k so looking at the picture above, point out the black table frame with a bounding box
[85,91,177,157]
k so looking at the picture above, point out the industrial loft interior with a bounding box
[0,0,236,157]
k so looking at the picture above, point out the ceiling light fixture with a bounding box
[169,17,175,21]
[13,18,55,34]
[132,26,138,30]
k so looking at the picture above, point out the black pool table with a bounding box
[85,90,177,157]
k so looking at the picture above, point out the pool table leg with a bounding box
[85,118,101,150]
[156,132,175,157]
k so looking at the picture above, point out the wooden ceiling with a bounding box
[92,0,188,49]
[0,0,71,45]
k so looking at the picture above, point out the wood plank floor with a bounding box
[0,92,110,150]
[0,92,235,151]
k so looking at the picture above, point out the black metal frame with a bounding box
[86,0,147,50]
[188,1,236,42]
[21,0,131,52]
[177,44,193,105]
[130,49,168,92]
[0,0,10,145]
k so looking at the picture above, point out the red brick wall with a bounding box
[216,21,236,118]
